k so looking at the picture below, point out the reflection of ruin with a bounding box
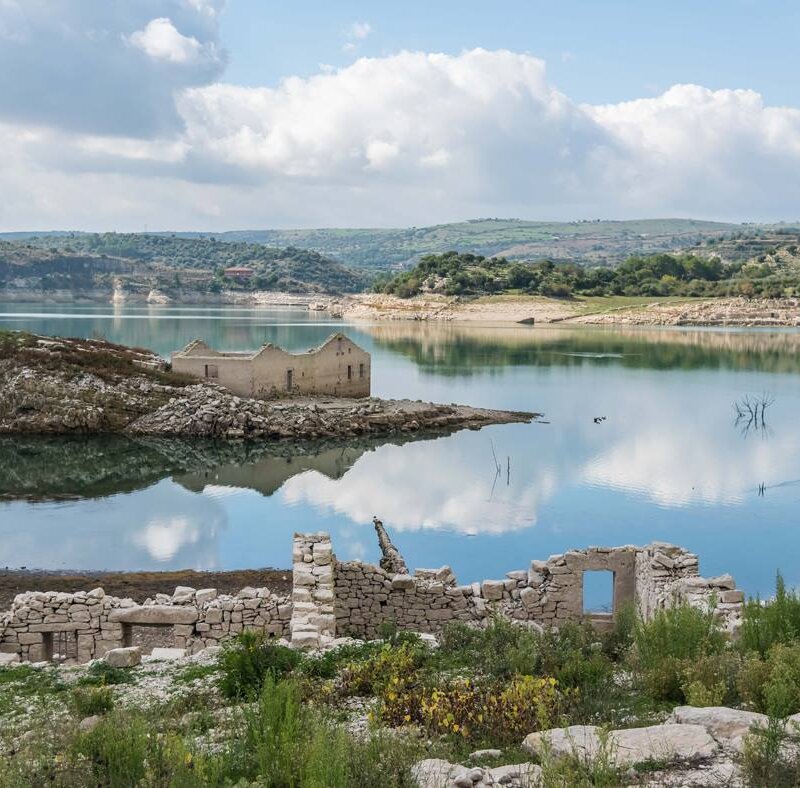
[0,433,443,502]
[174,445,367,497]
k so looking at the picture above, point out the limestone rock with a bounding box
[411,758,541,788]
[669,705,767,747]
[103,646,141,668]
[108,605,198,625]
[0,652,20,666]
[79,715,102,733]
[148,647,187,661]
[523,723,718,767]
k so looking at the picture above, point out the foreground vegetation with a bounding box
[375,249,800,300]
[3,577,800,786]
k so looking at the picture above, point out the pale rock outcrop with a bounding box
[411,758,541,788]
[103,646,142,668]
[522,723,719,767]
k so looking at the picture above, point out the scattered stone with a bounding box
[103,646,142,668]
[78,715,102,733]
[148,648,187,661]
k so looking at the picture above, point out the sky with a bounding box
[1,0,800,231]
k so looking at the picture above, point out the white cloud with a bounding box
[3,39,800,228]
[349,21,372,40]
[129,17,204,64]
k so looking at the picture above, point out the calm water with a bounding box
[2,302,800,601]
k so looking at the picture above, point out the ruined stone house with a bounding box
[171,332,371,399]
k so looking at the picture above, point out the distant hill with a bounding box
[2,218,748,270]
[0,235,369,295]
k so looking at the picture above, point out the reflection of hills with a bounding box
[365,323,800,375]
[174,445,366,497]
[0,433,437,502]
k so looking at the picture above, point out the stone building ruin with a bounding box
[0,526,744,665]
[171,333,371,399]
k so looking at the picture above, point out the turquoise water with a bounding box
[2,302,800,600]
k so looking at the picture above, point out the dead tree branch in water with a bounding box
[372,516,409,575]
[734,392,775,438]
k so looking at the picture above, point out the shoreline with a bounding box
[4,289,800,327]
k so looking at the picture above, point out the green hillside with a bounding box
[2,218,744,269]
[0,235,369,294]
[175,218,741,268]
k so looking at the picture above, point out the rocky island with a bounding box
[0,331,537,439]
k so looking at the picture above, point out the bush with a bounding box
[738,644,800,715]
[73,713,149,787]
[218,631,301,700]
[340,641,426,697]
[680,652,742,707]
[381,674,560,745]
[77,661,133,687]
[741,573,800,657]
[71,686,114,717]
[632,603,726,702]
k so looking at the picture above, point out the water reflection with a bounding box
[2,304,800,595]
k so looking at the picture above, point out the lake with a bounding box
[2,301,800,604]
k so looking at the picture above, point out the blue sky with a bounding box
[1,1,799,230]
[220,1,800,105]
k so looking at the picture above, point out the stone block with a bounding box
[195,588,218,605]
[482,580,504,601]
[104,646,142,668]
[109,606,198,625]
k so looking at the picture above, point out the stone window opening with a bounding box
[359,363,365,379]
[347,364,352,381]
[583,570,615,617]
[204,364,218,379]
[286,369,293,391]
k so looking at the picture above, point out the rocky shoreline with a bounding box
[0,332,537,438]
[332,293,800,327]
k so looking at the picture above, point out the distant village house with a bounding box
[223,266,255,281]
[171,333,371,399]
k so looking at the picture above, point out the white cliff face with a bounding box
[147,289,173,305]
[111,280,127,304]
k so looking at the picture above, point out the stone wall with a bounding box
[0,534,746,664]
[171,333,371,399]
[0,584,290,665]
[330,538,745,642]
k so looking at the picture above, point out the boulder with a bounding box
[79,715,102,733]
[411,758,541,788]
[149,647,186,661]
[0,652,20,666]
[669,706,768,748]
[103,646,141,668]
[612,723,719,765]
[523,723,719,767]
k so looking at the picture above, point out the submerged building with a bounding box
[171,333,371,399]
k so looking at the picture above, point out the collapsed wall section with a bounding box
[0,585,290,665]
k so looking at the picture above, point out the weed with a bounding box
[71,686,114,717]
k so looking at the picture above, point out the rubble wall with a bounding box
[0,534,745,664]
[0,585,290,665]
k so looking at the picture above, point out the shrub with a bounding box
[742,717,800,787]
[741,573,800,657]
[632,603,725,702]
[738,644,800,715]
[381,674,560,745]
[73,712,149,787]
[218,631,301,700]
[340,641,426,697]
[71,686,114,717]
[77,661,132,687]
[680,652,742,707]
